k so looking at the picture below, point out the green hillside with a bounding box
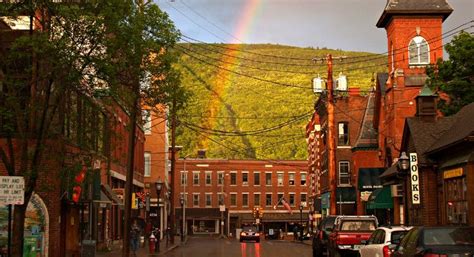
[173,43,386,160]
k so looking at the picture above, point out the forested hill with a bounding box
[173,43,386,160]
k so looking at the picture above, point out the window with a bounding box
[142,110,151,135]
[277,172,284,186]
[289,193,295,206]
[266,172,272,186]
[144,152,151,177]
[230,172,237,185]
[445,177,468,224]
[180,171,187,186]
[339,161,351,185]
[408,36,429,65]
[289,173,295,185]
[265,193,272,206]
[218,193,224,205]
[254,171,260,186]
[193,194,200,207]
[301,172,307,185]
[205,193,212,207]
[300,193,307,204]
[277,193,284,206]
[193,172,200,185]
[205,171,212,186]
[338,122,349,146]
[242,172,249,185]
[254,193,260,206]
[180,193,188,205]
[217,171,224,185]
[230,193,237,206]
[242,193,249,207]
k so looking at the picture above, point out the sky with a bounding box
[157,0,474,53]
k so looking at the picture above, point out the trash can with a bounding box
[82,240,96,257]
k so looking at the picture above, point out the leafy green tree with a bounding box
[0,1,182,256]
[427,31,474,116]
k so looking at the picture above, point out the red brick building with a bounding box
[173,158,309,238]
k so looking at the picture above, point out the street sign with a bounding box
[0,176,25,205]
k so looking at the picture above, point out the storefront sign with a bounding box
[410,153,420,205]
[360,191,371,202]
[0,176,24,205]
[443,167,464,179]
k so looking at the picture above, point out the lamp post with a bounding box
[299,204,304,242]
[180,196,184,243]
[155,179,163,252]
[397,152,410,225]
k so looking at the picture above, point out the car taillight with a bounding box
[382,245,391,257]
[424,254,448,257]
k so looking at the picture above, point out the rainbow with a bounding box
[198,0,262,150]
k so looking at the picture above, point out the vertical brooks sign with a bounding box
[409,153,420,204]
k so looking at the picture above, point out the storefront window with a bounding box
[445,177,468,224]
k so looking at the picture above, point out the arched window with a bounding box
[408,36,429,65]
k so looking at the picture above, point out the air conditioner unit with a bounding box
[391,184,403,197]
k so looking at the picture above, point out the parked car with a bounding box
[358,225,412,257]
[392,226,474,257]
[240,225,260,243]
[313,216,338,257]
[327,215,378,257]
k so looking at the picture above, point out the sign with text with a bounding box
[0,176,25,205]
[409,153,420,204]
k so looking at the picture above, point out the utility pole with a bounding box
[326,54,338,216]
[169,98,177,245]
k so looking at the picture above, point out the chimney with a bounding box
[197,149,206,159]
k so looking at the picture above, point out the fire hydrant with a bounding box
[149,234,156,253]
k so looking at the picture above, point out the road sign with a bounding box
[0,176,25,205]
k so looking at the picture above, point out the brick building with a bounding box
[173,158,309,237]
[0,18,146,257]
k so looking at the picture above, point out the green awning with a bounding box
[358,168,385,190]
[366,187,393,209]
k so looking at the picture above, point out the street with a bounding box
[166,237,312,257]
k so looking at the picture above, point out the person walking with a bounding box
[130,222,140,256]
[165,226,171,247]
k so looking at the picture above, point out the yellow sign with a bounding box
[132,193,137,209]
[443,168,464,179]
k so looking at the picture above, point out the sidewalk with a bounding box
[96,236,182,257]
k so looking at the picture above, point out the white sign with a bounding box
[410,153,420,204]
[0,176,25,205]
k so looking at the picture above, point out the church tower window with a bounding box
[408,36,430,65]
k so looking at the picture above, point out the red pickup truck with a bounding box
[327,216,378,257]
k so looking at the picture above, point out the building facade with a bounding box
[173,158,309,238]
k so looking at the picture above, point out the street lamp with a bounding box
[180,196,184,243]
[299,204,304,242]
[397,152,410,174]
[155,179,164,252]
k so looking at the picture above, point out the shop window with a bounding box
[445,177,468,224]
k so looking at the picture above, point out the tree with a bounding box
[427,31,474,116]
[0,1,183,256]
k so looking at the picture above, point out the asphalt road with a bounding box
[166,237,312,257]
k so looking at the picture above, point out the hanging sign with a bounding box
[0,176,25,205]
[410,153,420,204]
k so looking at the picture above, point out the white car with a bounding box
[358,226,412,257]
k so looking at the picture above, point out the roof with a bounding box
[355,92,378,148]
[404,116,455,164]
[376,0,453,28]
[427,103,474,153]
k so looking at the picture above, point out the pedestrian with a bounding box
[166,226,171,246]
[293,225,298,241]
[130,221,140,256]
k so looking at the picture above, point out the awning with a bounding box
[102,185,124,210]
[366,187,393,209]
[358,168,385,190]
[336,187,356,204]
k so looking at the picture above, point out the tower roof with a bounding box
[376,0,453,28]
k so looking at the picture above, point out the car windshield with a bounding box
[390,231,408,244]
[340,220,376,231]
[243,226,257,232]
[423,227,474,246]
[323,217,336,230]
